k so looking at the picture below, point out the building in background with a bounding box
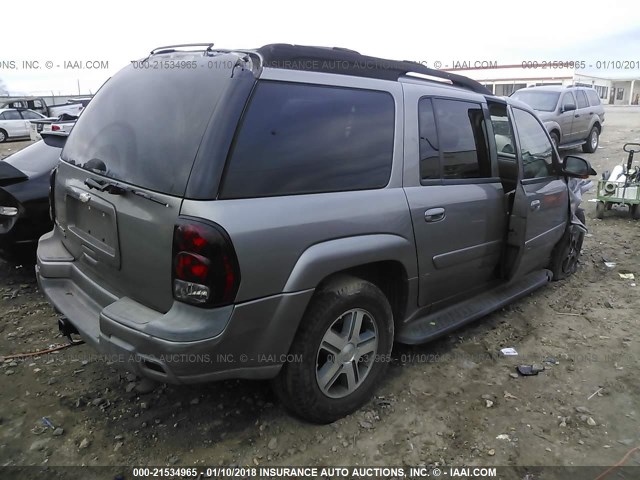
[444,64,639,105]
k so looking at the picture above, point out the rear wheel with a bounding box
[631,204,640,220]
[272,275,393,423]
[596,201,605,219]
[0,129,7,143]
[582,126,599,153]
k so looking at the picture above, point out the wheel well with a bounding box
[317,261,409,327]
[593,122,601,133]
[550,129,560,139]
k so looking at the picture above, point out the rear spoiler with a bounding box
[42,132,70,148]
[0,162,28,187]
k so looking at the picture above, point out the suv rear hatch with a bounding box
[54,51,249,313]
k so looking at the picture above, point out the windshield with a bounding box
[511,91,560,112]
[61,53,234,196]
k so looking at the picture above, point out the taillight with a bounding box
[51,125,61,131]
[172,218,240,307]
[49,167,57,221]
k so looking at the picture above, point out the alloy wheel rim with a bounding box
[315,308,378,399]
[562,235,580,274]
[591,131,598,149]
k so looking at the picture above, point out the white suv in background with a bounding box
[0,108,47,143]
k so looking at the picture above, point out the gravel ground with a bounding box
[0,108,639,476]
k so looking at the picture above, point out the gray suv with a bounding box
[37,44,595,423]
[511,85,605,153]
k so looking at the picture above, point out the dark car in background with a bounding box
[0,133,67,261]
[511,86,605,153]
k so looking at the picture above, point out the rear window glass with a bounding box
[511,91,560,112]
[585,89,601,106]
[61,54,232,196]
[220,81,395,199]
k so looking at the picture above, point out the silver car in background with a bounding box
[511,86,605,153]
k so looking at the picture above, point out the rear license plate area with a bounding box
[66,192,119,266]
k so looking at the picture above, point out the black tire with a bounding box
[582,126,599,153]
[272,275,394,423]
[596,201,605,219]
[550,132,560,150]
[631,204,640,220]
[0,129,7,143]
[549,225,585,281]
[575,208,586,225]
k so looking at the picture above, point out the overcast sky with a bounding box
[2,0,640,95]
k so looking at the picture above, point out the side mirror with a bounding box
[562,155,597,178]
[562,103,576,113]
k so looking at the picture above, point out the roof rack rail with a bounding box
[256,44,492,95]
[149,43,215,55]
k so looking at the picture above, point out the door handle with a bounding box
[530,200,541,211]
[589,111,594,115]
[574,114,580,118]
[424,207,445,222]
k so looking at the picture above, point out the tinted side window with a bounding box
[561,92,576,109]
[433,99,491,179]
[20,110,41,120]
[575,90,588,108]
[513,108,555,179]
[418,98,440,180]
[586,90,601,106]
[3,110,21,120]
[221,82,395,198]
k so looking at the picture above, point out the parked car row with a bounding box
[28,43,597,423]
[0,108,49,142]
[1,97,91,118]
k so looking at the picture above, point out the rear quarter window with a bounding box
[586,90,601,106]
[220,81,395,198]
[575,90,589,109]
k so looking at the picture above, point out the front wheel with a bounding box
[272,275,393,423]
[596,201,605,219]
[0,129,7,143]
[549,225,585,281]
[582,126,599,153]
[631,204,640,220]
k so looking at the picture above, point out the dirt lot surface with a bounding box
[1,108,639,476]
